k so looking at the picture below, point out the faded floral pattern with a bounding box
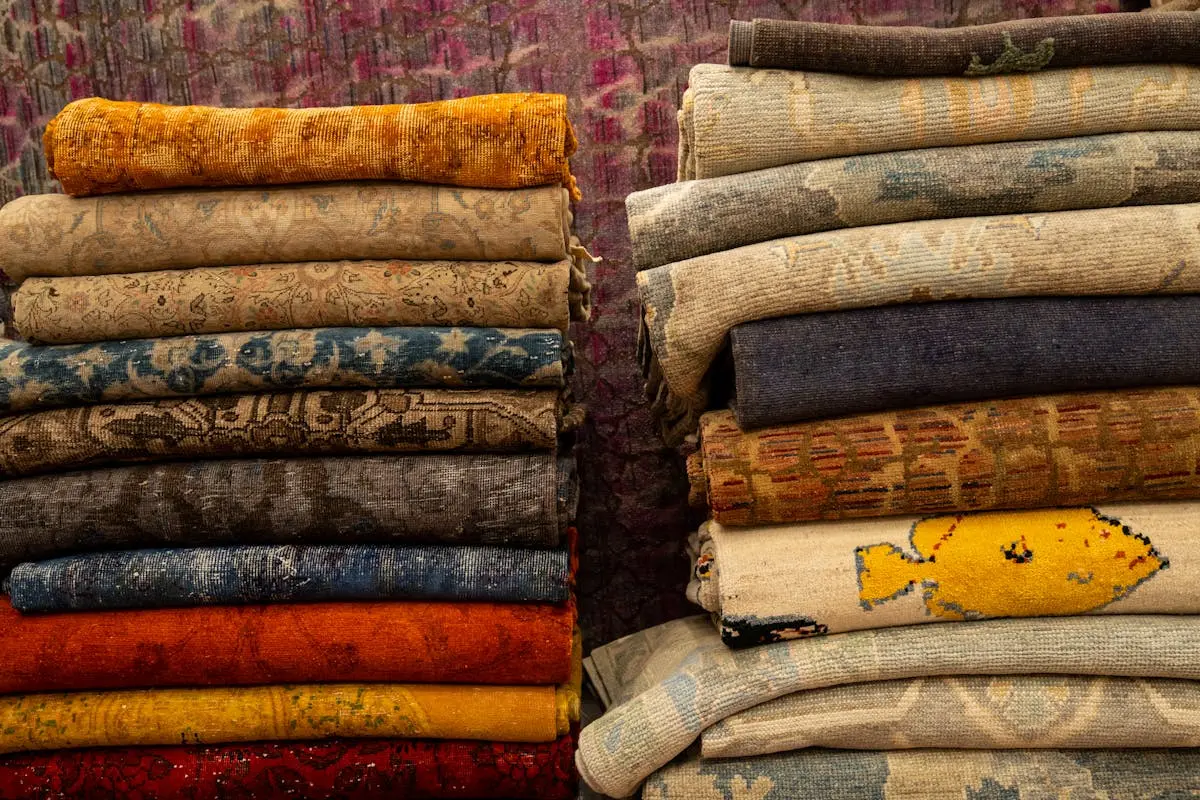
[0,0,1113,648]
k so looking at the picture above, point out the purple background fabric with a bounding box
[0,0,1114,649]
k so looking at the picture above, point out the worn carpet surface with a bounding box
[43,95,578,197]
[0,389,562,479]
[0,596,576,691]
[0,736,580,800]
[727,11,1200,74]
[692,387,1200,527]
[0,454,575,570]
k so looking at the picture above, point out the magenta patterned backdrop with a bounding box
[0,0,1114,648]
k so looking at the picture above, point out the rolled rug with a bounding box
[0,596,575,691]
[726,12,1200,75]
[43,96,579,197]
[679,63,1200,180]
[0,183,576,280]
[691,388,1200,527]
[702,674,1200,758]
[642,748,1200,800]
[627,129,1200,270]
[0,681,578,753]
[0,454,576,570]
[0,389,563,479]
[11,257,592,343]
[639,203,1200,443]
[7,542,573,611]
[0,326,566,414]
[729,296,1200,430]
[690,503,1197,647]
[0,735,580,800]
[577,615,1200,797]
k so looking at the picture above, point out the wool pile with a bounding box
[0,96,590,798]
[581,8,1200,798]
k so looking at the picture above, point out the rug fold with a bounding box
[0,454,575,569]
[0,596,576,691]
[693,388,1200,527]
[0,389,563,479]
[0,183,576,281]
[680,63,1200,180]
[691,503,1198,647]
[43,97,580,198]
[577,615,1200,797]
[0,681,577,753]
[729,296,1200,429]
[11,256,592,343]
[627,131,1200,270]
[641,748,1200,799]
[0,736,580,800]
[0,326,566,414]
[726,12,1200,75]
[7,543,573,610]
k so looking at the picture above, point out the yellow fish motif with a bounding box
[856,508,1167,620]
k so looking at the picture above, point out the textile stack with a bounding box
[0,95,590,798]
[581,9,1200,800]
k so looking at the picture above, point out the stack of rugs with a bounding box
[581,9,1200,800]
[0,95,592,798]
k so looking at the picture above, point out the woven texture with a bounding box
[627,130,1200,270]
[642,748,1200,800]
[640,203,1200,443]
[0,454,575,570]
[702,674,1200,757]
[727,12,1200,75]
[0,327,565,414]
[0,736,580,800]
[1,0,1110,654]
[0,595,575,692]
[8,543,573,611]
[0,682,576,754]
[693,388,1200,527]
[43,96,579,197]
[0,183,574,281]
[0,389,560,479]
[679,63,1200,180]
[730,296,1200,430]
[577,615,1200,798]
[12,258,591,343]
[691,503,1197,647]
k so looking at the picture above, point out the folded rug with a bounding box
[0,595,575,691]
[0,327,565,414]
[642,748,1200,800]
[0,454,575,569]
[702,674,1200,758]
[641,203,1200,443]
[726,12,1200,75]
[44,96,579,198]
[577,615,1200,797]
[679,63,1200,180]
[0,736,579,800]
[8,542,572,611]
[730,297,1200,430]
[0,389,561,479]
[692,388,1200,527]
[12,258,592,343]
[0,681,577,753]
[691,503,1200,647]
[0,183,575,281]
[628,130,1200,270]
